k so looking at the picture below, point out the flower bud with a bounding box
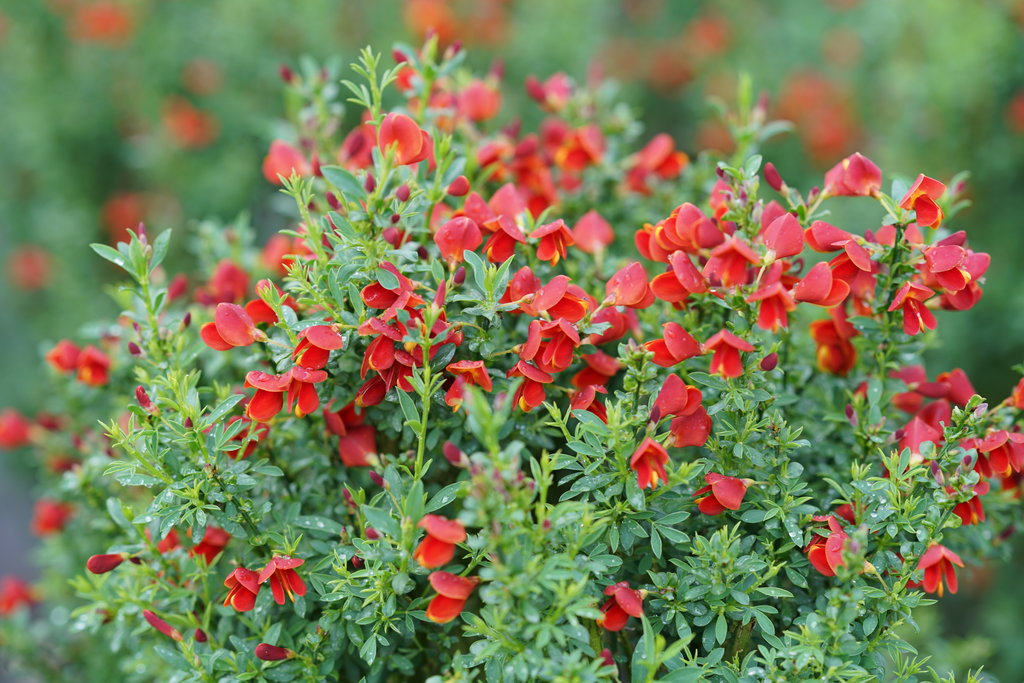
[143,610,183,641]
[128,342,142,356]
[443,441,465,467]
[396,184,410,202]
[351,555,364,569]
[390,213,401,224]
[194,628,208,643]
[453,267,466,285]
[136,386,155,413]
[365,527,380,540]
[392,48,408,64]
[845,404,857,427]
[184,417,193,429]
[760,352,778,371]
[326,192,341,211]
[369,471,384,487]
[279,64,295,84]
[364,174,376,193]
[86,553,126,574]
[181,311,192,330]
[764,162,784,191]
[255,643,293,661]
[930,461,944,485]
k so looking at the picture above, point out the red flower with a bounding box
[823,152,881,197]
[70,1,135,46]
[444,360,493,411]
[142,610,183,641]
[899,174,946,228]
[425,571,479,624]
[195,259,249,305]
[951,481,990,526]
[507,360,554,412]
[434,217,483,265]
[162,96,218,149]
[0,409,32,449]
[0,576,35,615]
[293,325,344,369]
[630,438,670,490]
[521,319,581,373]
[805,515,849,577]
[761,213,803,261]
[650,251,708,304]
[76,345,111,386]
[605,262,654,308]
[262,140,311,185]
[916,543,964,597]
[32,499,73,536]
[572,210,614,254]
[413,515,466,568]
[325,402,378,467]
[46,339,81,374]
[703,238,759,288]
[888,282,937,336]
[255,643,295,661]
[747,280,796,332]
[378,112,432,165]
[223,567,261,611]
[361,262,425,320]
[481,215,528,263]
[7,244,52,291]
[810,312,858,376]
[597,582,644,632]
[647,323,704,366]
[259,557,307,605]
[555,124,605,172]
[626,133,689,194]
[221,416,270,460]
[703,329,754,379]
[200,303,264,350]
[190,527,231,564]
[530,219,575,265]
[693,473,750,515]
[792,262,850,307]
[245,367,327,422]
[458,79,501,122]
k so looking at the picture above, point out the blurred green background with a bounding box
[1,0,1023,678]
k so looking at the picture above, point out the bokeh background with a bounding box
[2,0,1023,678]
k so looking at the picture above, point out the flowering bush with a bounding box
[1,40,1020,682]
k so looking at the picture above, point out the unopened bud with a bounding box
[142,610,183,641]
[343,489,356,508]
[453,267,466,285]
[930,461,944,485]
[396,184,410,202]
[255,643,294,661]
[764,162,784,191]
[351,555,364,569]
[649,405,661,424]
[365,527,380,540]
[443,441,465,467]
[364,174,376,193]
[845,404,857,427]
[194,628,208,643]
[390,213,401,224]
[326,192,341,210]
[279,65,295,84]
[760,352,778,371]
[87,553,126,574]
[311,153,322,177]
[136,385,155,413]
[369,471,384,487]
[524,76,545,103]
[181,311,192,330]
[128,342,142,356]
[184,417,193,429]
[392,49,408,64]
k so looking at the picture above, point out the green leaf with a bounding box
[321,165,365,202]
[90,243,127,269]
[377,266,401,291]
[150,229,172,272]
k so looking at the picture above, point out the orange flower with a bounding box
[413,515,466,568]
[530,219,575,265]
[425,571,479,624]
[888,282,936,336]
[899,174,946,228]
[378,112,432,166]
[630,438,669,490]
[262,140,311,185]
[76,345,111,386]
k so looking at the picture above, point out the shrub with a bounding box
[0,40,1017,682]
